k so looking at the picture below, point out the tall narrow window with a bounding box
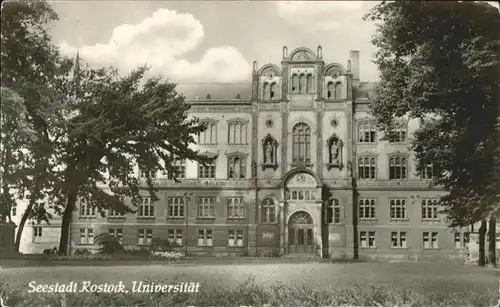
[263,82,270,100]
[79,201,96,217]
[228,121,247,144]
[227,197,245,218]
[291,74,298,93]
[227,155,246,179]
[327,82,334,99]
[334,82,343,99]
[299,74,306,93]
[389,156,407,180]
[358,122,377,143]
[326,199,341,224]
[306,74,313,93]
[270,83,277,99]
[358,156,376,180]
[261,198,276,223]
[198,122,217,145]
[33,226,43,243]
[292,123,311,165]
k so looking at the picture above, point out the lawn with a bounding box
[1,261,498,306]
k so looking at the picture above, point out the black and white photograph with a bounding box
[1,0,499,306]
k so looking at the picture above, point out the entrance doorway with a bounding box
[288,211,314,254]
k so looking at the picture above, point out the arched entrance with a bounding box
[288,211,314,254]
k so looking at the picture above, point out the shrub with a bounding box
[149,238,181,252]
[150,251,184,261]
[94,233,124,255]
[73,248,92,256]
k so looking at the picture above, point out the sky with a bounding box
[46,1,500,84]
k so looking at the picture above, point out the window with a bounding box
[108,209,125,218]
[168,229,183,245]
[292,122,311,165]
[270,83,277,99]
[139,169,156,179]
[228,122,248,145]
[227,197,245,218]
[79,201,96,217]
[288,190,315,201]
[109,228,123,243]
[306,74,313,93]
[168,197,184,218]
[299,74,306,93]
[197,197,215,218]
[228,155,246,179]
[291,74,298,93]
[391,231,407,248]
[138,197,154,217]
[334,82,343,99]
[198,229,213,246]
[388,122,407,143]
[358,199,376,220]
[261,198,276,223]
[80,228,94,245]
[11,203,16,217]
[33,226,43,243]
[390,199,407,221]
[421,164,434,180]
[228,230,244,246]
[199,159,216,179]
[421,199,439,221]
[389,156,407,180]
[454,232,470,249]
[358,156,376,180]
[263,82,270,100]
[360,231,376,248]
[423,232,439,249]
[169,158,186,179]
[138,228,152,245]
[358,122,376,143]
[326,199,341,224]
[198,122,217,145]
[327,82,334,99]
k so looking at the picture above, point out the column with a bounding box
[279,201,286,255]
[315,201,323,258]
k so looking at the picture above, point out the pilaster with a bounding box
[281,102,289,178]
[279,201,286,255]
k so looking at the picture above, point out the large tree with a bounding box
[365,1,500,266]
[1,0,73,251]
[53,63,209,254]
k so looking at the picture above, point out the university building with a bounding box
[21,46,472,260]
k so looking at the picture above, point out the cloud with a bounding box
[58,8,251,83]
[275,1,377,32]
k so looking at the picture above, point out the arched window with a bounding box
[291,74,298,93]
[358,156,376,180]
[326,199,341,224]
[327,82,334,99]
[270,83,277,100]
[198,121,218,145]
[389,156,407,180]
[261,198,276,223]
[263,82,270,100]
[334,82,343,99]
[228,121,247,145]
[292,123,311,165]
[306,74,313,93]
[299,74,306,93]
[228,155,246,179]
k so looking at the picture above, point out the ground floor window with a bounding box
[228,229,244,246]
[138,228,152,245]
[198,229,213,246]
[33,226,43,243]
[168,229,183,245]
[80,228,94,245]
[109,228,123,243]
[423,232,438,249]
[391,231,407,248]
[360,231,376,248]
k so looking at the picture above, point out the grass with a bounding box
[1,262,498,306]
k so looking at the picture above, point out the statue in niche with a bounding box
[265,141,274,163]
[233,162,240,179]
[330,140,339,164]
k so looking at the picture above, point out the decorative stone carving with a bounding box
[261,134,279,171]
[289,211,313,224]
[326,135,344,171]
[288,173,316,186]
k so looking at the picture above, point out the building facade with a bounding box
[22,46,472,260]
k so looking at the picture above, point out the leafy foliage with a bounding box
[94,233,124,254]
[365,1,500,226]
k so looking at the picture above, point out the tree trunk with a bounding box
[58,190,77,255]
[14,193,37,252]
[478,219,487,267]
[488,217,497,268]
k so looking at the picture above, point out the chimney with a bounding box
[349,50,360,87]
[283,46,288,59]
[317,45,322,59]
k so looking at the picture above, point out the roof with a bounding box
[175,83,252,101]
